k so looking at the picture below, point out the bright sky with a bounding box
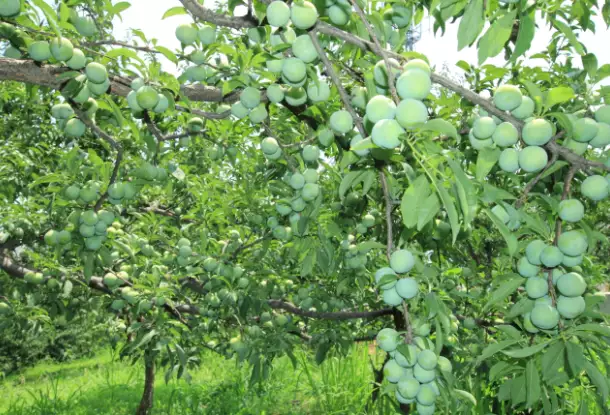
[112,1,610,87]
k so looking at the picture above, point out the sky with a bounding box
[112,1,610,86]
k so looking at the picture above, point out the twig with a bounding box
[308,29,366,137]
[516,145,561,208]
[230,234,269,260]
[348,0,399,103]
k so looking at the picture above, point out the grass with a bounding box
[0,344,399,415]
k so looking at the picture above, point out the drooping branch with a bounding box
[308,29,366,137]
[1,251,189,324]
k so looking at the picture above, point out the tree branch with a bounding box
[308,29,366,137]
[266,300,394,320]
[348,0,399,103]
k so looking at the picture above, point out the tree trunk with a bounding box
[135,358,155,415]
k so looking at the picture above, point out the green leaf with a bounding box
[339,170,365,200]
[446,156,477,226]
[583,361,609,402]
[553,19,586,55]
[454,389,477,406]
[401,175,429,228]
[582,53,598,78]
[420,119,458,141]
[482,274,525,312]
[155,46,179,65]
[175,344,187,367]
[511,375,526,405]
[502,341,550,358]
[574,323,610,337]
[457,0,484,50]
[522,80,544,113]
[417,193,440,230]
[134,329,157,349]
[576,395,589,415]
[476,147,501,181]
[477,339,521,364]
[162,6,187,19]
[489,361,512,381]
[477,10,518,64]
[30,0,61,36]
[484,209,518,256]
[525,360,541,408]
[565,341,585,375]
[544,86,575,111]
[433,177,459,244]
[511,14,535,61]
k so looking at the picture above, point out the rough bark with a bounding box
[135,357,155,415]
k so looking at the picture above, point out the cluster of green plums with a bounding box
[377,328,451,414]
[340,59,431,154]
[76,209,115,251]
[126,77,169,115]
[470,86,610,186]
[375,249,419,306]
[63,182,102,204]
[340,215,377,269]
[133,162,169,184]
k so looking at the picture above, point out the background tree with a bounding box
[1,0,610,414]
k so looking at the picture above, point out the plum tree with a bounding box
[1,2,609,415]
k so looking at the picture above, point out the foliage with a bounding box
[0,0,609,414]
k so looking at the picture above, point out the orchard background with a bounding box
[1,0,610,414]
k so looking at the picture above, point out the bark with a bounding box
[0,58,241,104]
[135,357,155,415]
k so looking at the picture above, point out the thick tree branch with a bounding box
[267,300,394,320]
[0,58,241,104]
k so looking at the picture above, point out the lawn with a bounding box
[0,344,398,415]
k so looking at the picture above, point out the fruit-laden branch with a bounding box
[0,58,241,104]
[177,1,610,174]
[267,300,395,320]
[0,252,188,325]
[379,169,413,342]
[174,105,231,120]
[143,112,194,143]
[72,106,123,211]
[1,252,392,323]
[309,29,366,137]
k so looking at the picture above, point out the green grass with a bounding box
[0,345,398,415]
